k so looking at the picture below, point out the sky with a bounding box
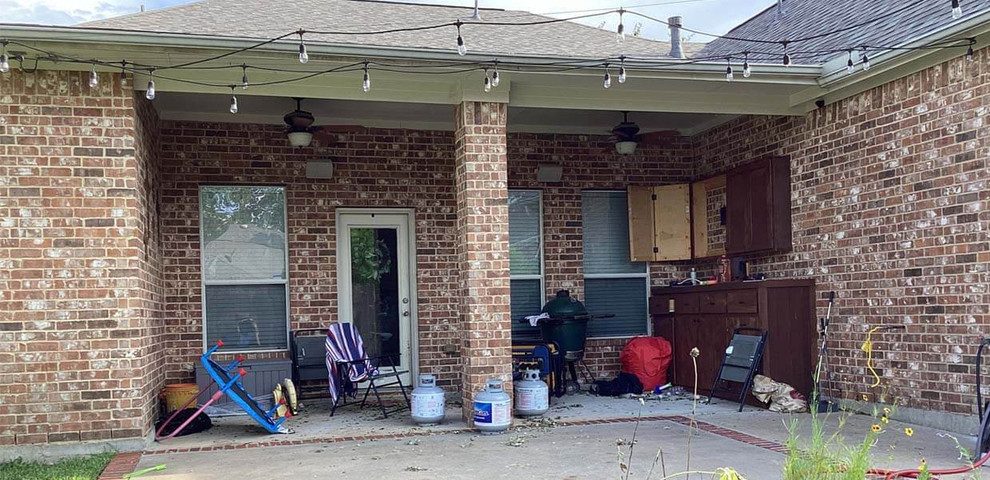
[0,0,778,42]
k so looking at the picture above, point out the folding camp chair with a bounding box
[290,328,331,399]
[325,323,410,418]
[708,327,768,412]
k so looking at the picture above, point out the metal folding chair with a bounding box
[709,327,768,412]
[325,323,410,418]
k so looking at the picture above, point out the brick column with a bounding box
[453,101,513,424]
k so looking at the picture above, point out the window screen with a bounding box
[509,190,544,339]
[582,191,649,338]
[200,186,289,352]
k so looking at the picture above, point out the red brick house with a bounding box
[1,0,988,455]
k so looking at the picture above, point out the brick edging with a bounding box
[142,415,787,456]
[97,452,142,480]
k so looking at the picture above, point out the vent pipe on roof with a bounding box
[668,16,684,59]
[140,4,145,12]
[469,0,481,21]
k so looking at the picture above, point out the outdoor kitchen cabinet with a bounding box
[627,184,692,262]
[650,279,816,400]
[724,156,792,255]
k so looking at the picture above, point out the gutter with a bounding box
[0,23,822,80]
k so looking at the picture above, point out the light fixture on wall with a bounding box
[283,97,315,147]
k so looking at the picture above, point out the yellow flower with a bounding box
[871,424,882,433]
[883,407,891,414]
[862,394,870,402]
[904,427,914,437]
[919,457,927,468]
[881,415,889,424]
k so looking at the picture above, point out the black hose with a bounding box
[978,338,990,422]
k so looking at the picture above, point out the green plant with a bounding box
[0,452,115,480]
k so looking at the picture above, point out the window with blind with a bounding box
[200,186,289,351]
[509,190,544,340]
[582,191,649,338]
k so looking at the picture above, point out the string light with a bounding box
[861,49,870,70]
[241,64,249,89]
[846,50,855,73]
[618,55,627,83]
[617,8,625,41]
[725,57,733,82]
[742,52,751,78]
[146,69,156,100]
[491,59,500,87]
[362,61,371,92]
[603,63,611,89]
[298,30,309,64]
[952,0,963,19]
[89,63,99,88]
[0,41,9,74]
[456,20,467,56]
[229,86,238,114]
[484,67,492,92]
[966,41,975,61]
[781,41,791,66]
[119,60,127,87]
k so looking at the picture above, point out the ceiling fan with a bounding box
[608,111,679,155]
[282,98,366,147]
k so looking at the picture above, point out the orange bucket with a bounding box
[162,383,199,412]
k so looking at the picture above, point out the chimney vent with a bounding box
[668,16,684,59]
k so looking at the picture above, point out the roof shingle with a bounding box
[80,0,704,59]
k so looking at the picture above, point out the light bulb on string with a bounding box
[618,56,627,84]
[616,9,625,42]
[491,60,500,87]
[456,20,467,56]
[742,52,751,78]
[952,0,963,19]
[146,70,156,100]
[241,64,249,89]
[725,58,733,82]
[861,50,870,70]
[846,50,855,73]
[781,41,791,67]
[119,60,127,87]
[0,41,9,74]
[362,62,371,92]
[229,87,238,114]
[966,42,975,61]
[483,68,492,92]
[89,63,99,88]
[298,30,309,64]
[603,64,611,89]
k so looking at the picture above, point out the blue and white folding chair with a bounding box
[325,323,410,418]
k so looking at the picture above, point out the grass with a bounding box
[0,452,115,480]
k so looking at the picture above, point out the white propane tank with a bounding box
[514,369,549,416]
[410,374,445,426]
[473,378,511,434]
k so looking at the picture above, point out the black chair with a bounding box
[290,329,331,398]
[709,327,768,412]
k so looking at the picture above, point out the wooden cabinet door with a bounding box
[725,168,751,254]
[674,316,728,394]
[628,186,657,262]
[654,184,692,260]
[746,162,774,251]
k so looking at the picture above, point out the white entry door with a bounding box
[336,210,415,384]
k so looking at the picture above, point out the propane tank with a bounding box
[473,378,511,434]
[514,369,549,417]
[410,374,446,426]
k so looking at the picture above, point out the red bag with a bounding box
[619,336,673,392]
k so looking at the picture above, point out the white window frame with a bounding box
[509,189,545,312]
[199,185,291,353]
[582,189,651,339]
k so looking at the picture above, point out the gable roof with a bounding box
[80,0,704,59]
[699,0,990,64]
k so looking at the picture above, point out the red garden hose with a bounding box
[866,447,990,478]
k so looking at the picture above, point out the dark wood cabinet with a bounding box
[725,156,792,255]
[650,279,816,400]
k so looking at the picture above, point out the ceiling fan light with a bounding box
[288,131,313,147]
[615,140,637,155]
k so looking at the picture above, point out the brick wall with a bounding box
[0,70,164,446]
[690,49,989,414]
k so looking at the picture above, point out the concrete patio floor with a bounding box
[130,392,985,479]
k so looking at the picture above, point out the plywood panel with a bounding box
[627,186,656,262]
[654,184,692,261]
